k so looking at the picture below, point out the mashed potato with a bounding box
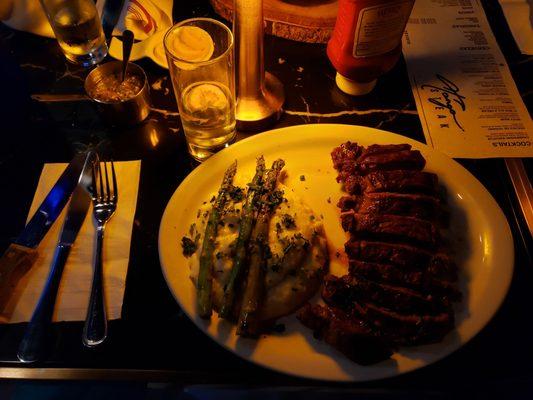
[188,183,328,322]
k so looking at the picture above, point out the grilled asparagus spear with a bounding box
[197,161,238,319]
[237,159,285,336]
[220,156,266,319]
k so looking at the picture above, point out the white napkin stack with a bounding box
[0,161,141,323]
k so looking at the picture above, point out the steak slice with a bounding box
[322,275,449,314]
[320,141,461,361]
[345,240,430,267]
[356,150,426,174]
[341,175,363,195]
[331,141,363,183]
[349,260,461,300]
[332,143,424,180]
[359,144,413,157]
[297,303,393,365]
[345,240,457,282]
[362,170,439,195]
[361,302,455,345]
[340,213,440,248]
[338,192,440,221]
[344,240,457,279]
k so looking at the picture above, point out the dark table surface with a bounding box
[0,0,532,395]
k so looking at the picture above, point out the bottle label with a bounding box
[353,0,415,58]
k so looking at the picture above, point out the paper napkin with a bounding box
[0,161,141,323]
[499,0,533,55]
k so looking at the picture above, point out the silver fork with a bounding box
[83,160,118,347]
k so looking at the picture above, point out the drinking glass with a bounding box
[164,18,236,162]
[40,0,108,66]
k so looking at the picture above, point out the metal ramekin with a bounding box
[85,61,151,126]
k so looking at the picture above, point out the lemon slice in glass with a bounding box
[168,26,214,63]
[184,83,229,114]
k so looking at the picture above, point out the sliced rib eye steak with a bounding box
[297,142,461,365]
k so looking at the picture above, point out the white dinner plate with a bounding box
[158,124,514,382]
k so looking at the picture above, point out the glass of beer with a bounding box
[40,0,108,66]
[164,18,236,162]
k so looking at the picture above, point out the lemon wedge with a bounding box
[184,83,228,113]
[168,26,214,63]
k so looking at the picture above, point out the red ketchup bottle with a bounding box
[328,0,415,95]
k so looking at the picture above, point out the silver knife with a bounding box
[0,152,94,303]
[17,152,96,363]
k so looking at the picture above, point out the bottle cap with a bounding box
[335,73,377,96]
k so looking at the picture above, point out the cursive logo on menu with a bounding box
[421,74,466,132]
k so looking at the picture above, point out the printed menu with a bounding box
[402,0,533,158]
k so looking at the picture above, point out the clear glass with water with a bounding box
[40,0,108,66]
[164,18,236,161]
